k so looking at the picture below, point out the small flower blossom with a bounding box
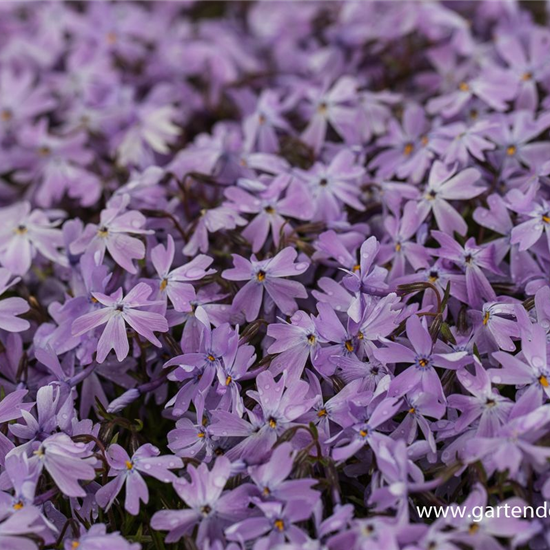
[72,282,168,363]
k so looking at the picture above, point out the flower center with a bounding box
[395,242,402,252]
[257,270,266,282]
[522,71,532,81]
[542,215,550,224]
[403,142,414,156]
[14,225,28,235]
[417,358,429,368]
[539,375,549,388]
[160,278,168,291]
[71,542,80,550]
[125,460,133,470]
[13,501,24,510]
[0,108,12,121]
[359,429,369,438]
[459,82,470,92]
[319,178,328,187]
[506,145,516,156]
[264,205,275,214]
[317,408,327,417]
[268,417,277,429]
[274,519,285,531]
[201,505,212,516]
[409,407,416,414]
[225,375,232,386]
[38,145,51,157]
[482,311,490,325]
[97,226,109,237]
[344,339,354,352]
[307,334,316,345]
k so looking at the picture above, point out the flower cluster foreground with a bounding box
[1,1,550,549]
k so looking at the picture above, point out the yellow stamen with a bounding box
[106,31,117,45]
[91,296,98,303]
[268,417,277,429]
[307,334,316,345]
[506,145,516,156]
[543,215,550,224]
[197,431,205,438]
[352,264,361,272]
[459,82,469,92]
[274,519,285,531]
[359,429,368,438]
[317,102,328,114]
[344,340,354,352]
[125,460,133,470]
[38,146,51,157]
[395,243,401,252]
[207,354,216,362]
[409,407,416,414]
[13,225,27,235]
[421,135,429,146]
[263,486,270,496]
[482,311,490,325]
[317,408,327,417]
[469,523,479,534]
[403,143,414,156]
[522,72,532,81]
[160,278,168,291]
[225,375,232,386]
[0,109,12,121]
[13,501,24,510]
[72,542,80,550]
[97,227,109,237]
[264,206,275,214]
[357,332,364,340]
[257,271,266,282]
[418,358,429,368]
[539,375,549,388]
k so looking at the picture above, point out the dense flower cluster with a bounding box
[2,1,550,549]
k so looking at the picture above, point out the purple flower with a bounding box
[375,315,467,402]
[96,444,182,515]
[70,196,152,274]
[432,231,500,309]
[225,175,313,252]
[248,443,319,505]
[295,150,365,222]
[72,282,168,363]
[301,77,359,153]
[151,456,253,545]
[0,202,66,276]
[65,524,140,550]
[417,161,483,236]
[29,433,97,498]
[226,498,313,548]
[0,269,30,332]
[222,247,309,321]
[151,234,214,312]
